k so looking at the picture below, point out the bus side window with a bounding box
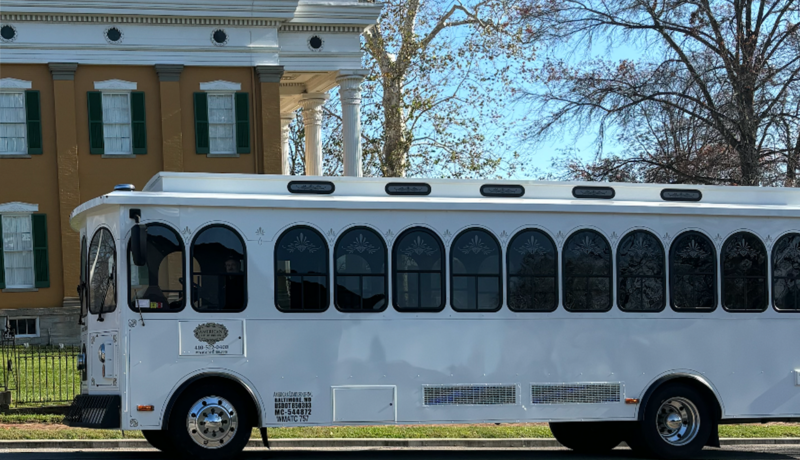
[773,233,800,311]
[450,228,502,311]
[670,231,716,312]
[79,236,88,320]
[129,224,186,312]
[334,227,387,312]
[275,226,329,312]
[393,227,445,312]
[88,228,117,315]
[562,229,612,312]
[507,229,558,312]
[721,232,767,312]
[191,225,247,312]
[617,230,665,312]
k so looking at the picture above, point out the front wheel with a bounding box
[549,421,623,453]
[167,382,253,460]
[632,383,713,459]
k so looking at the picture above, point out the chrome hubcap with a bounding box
[186,396,238,449]
[656,397,700,446]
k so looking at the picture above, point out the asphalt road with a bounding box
[4,446,800,460]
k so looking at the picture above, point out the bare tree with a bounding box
[522,0,800,185]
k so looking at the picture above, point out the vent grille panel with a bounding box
[424,385,517,406]
[531,383,621,405]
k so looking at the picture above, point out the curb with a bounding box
[2,438,800,450]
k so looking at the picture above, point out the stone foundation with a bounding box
[0,306,81,346]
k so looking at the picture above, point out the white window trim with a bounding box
[2,212,36,290]
[0,202,37,213]
[8,317,40,338]
[200,80,240,91]
[206,92,238,156]
[94,79,137,91]
[0,78,32,156]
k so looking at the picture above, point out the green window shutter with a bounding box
[31,214,50,288]
[87,91,104,154]
[235,92,250,154]
[193,92,209,154]
[25,91,43,155]
[0,217,5,290]
[131,92,147,155]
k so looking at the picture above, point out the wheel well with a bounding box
[640,376,722,422]
[162,375,261,430]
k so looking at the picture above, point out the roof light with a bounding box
[114,184,135,192]
[661,189,702,202]
[287,181,335,194]
[480,184,525,198]
[572,186,615,199]
[385,183,431,196]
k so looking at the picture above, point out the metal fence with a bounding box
[1,329,80,406]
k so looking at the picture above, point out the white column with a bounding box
[280,113,295,175]
[336,70,369,177]
[299,93,329,176]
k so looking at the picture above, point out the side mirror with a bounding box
[131,224,147,266]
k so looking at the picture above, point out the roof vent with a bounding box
[114,184,135,192]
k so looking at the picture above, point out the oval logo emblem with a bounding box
[193,323,229,346]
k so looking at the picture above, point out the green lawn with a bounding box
[1,414,800,441]
[0,346,80,406]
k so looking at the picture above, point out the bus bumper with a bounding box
[64,394,121,429]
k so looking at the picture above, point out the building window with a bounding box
[0,78,42,156]
[507,229,558,312]
[194,80,250,155]
[7,317,38,337]
[87,80,146,156]
[773,233,800,311]
[670,231,717,311]
[450,228,502,311]
[393,228,445,312]
[275,226,329,312]
[191,225,247,312]
[721,232,767,312]
[562,229,612,312]
[334,227,387,312]
[2,215,34,288]
[617,230,666,312]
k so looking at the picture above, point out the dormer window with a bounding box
[87,80,147,156]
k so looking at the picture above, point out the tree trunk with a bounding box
[381,79,410,177]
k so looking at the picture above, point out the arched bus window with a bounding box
[617,230,666,312]
[88,228,117,315]
[562,229,612,312]
[773,233,800,311]
[450,228,502,311]
[721,232,767,312]
[128,224,186,312]
[275,226,329,312]
[334,227,387,312]
[507,229,558,312]
[670,231,716,312]
[191,225,246,312]
[393,227,445,312]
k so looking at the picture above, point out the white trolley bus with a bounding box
[67,172,800,459]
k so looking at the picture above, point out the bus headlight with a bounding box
[98,344,106,363]
[77,353,86,371]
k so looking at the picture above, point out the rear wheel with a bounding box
[549,421,623,453]
[630,383,712,459]
[141,430,172,453]
[167,382,253,460]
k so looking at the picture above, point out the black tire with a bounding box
[549,421,623,453]
[631,383,712,459]
[167,382,254,460]
[142,430,173,453]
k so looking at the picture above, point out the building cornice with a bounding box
[0,14,283,27]
[279,24,364,33]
